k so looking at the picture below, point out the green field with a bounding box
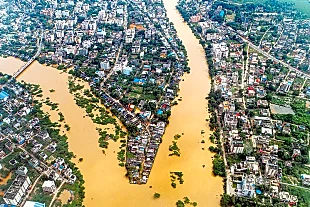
[228,0,310,17]
[278,0,310,16]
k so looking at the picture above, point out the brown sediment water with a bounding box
[0,0,223,205]
[59,190,71,204]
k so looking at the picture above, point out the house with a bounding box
[3,175,31,205]
[100,61,110,70]
[257,100,268,108]
[230,138,244,154]
[123,66,133,75]
[0,91,9,101]
[279,191,298,205]
[16,166,28,175]
[0,150,6,160]
[28,158,39,168]
[235,174,256,198]
[23,201,46,207]
[265,157,278,178]
[5,141,15,152]
[301,174,310,186]
[42,180,56,193]
[224,112,238,129]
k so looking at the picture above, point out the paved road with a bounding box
[20,172,46,206]
[259,26,271,48]
[237,34,310,79]
[49,179,67,207]
[224,24,310,79]
[280,182,310,191]
[268,27,283,54]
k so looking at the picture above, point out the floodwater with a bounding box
[0,0,223,205]
[59,190,71,204]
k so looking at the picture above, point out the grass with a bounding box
[128,92,141,98]
[278,0,310,16]
[132,86,143,94]
[226,13,236,21]
[228,0,310,17]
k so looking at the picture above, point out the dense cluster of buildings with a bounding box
[1,0,189,185]
[0,76,76,205]
[178,0,310,206]
[83,0,188,184]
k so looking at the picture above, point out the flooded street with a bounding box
[0,0,222,206]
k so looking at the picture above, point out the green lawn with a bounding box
[278,0,310,16]
[228,0,310,17]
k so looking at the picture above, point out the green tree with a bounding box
[154,193,160,199]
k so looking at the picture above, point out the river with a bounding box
[0,0,223,206]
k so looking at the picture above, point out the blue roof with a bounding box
[23,201,45,207]
[133,78,146,84]
[123,67,132,75]
[34,202,45,207]
[157,110,163,115]
[0,91,9,99]
[167,52,175,57]
[220,10,225,17]
[256,189,262,194]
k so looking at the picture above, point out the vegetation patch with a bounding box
[153,192,161,199]
[176,197,197,207]
[169,141,181,157]
[170,171,184,188]
[174,134,182,140]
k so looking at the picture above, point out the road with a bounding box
[280,182,310,191]
[268,27,283,54]
[216,111,234,195]
[17,145,49,170]
[258,26,271,48]
[241,43,250,109]
[300,78,308,92]
[49,179,67,207]
[20,172,46,207]
[232,30,310,79]
[100,42,123,88]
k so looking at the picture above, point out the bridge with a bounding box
[12,33,43,78]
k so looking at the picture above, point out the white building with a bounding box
[230,139,244,153]
[265,158,278,178]
[279,191,298,205]
[125,28,135,43]
[3,175,31,205]
[100,61,110,70]
[301,174,310,186]
[23,201,46,207]
[236,174,256,198]
[16,166,28,176]
[213,42,229,60]
[42,180,56,193]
